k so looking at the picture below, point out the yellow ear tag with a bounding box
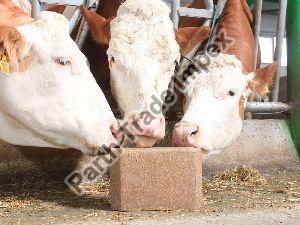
[0,55,10,75]
[261,84,269,94]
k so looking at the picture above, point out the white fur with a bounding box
[107,0,180,121]
[0,12,117,154]
[182,53,252,155]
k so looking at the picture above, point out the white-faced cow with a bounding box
[173,0,277,156]
[81,0,208,147]
[0,0,121,155]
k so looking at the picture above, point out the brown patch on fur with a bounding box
[178,0,261,73]
[80,0,123,111]
[80,5,113,46]
[19,53,33,72]
[47,5,66,14]
[0,0,33,28]
[239,97,245,119]
[249,62,277,94]
[216,0,255,73]
[240,0,254,25]
[175,26,210,55]
[179,0,218,28]
[0,1,34,73]
[0,25,27,72]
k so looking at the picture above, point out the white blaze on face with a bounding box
[107,0,180,120]
[0,12,117,154]
[181,54,252,154]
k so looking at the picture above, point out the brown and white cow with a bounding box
[0,0,121,155]
[11,0,31,14]
[173,0,277,156]
[80,0,208,147]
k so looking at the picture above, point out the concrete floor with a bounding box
[0,168,299,225]
[61,206,300,225]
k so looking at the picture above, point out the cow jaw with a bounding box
[0,12,119,155]
[107,0,180,147]
[173,54,251,156]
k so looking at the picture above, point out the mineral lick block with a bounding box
[110,147,202,211]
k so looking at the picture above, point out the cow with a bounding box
[80,0,209,147]
[0,0,122,155]
[172,0,277,156]
[179,0,220,28]
[11,0,31,15]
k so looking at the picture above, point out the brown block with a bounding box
[110,147,202,211]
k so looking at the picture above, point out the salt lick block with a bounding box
[110,147,202,211]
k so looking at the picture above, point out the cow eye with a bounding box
[228,90,236,96]
[56,58,71,66]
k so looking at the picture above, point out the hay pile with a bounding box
[205,165,267,190]
[81,181,110,197]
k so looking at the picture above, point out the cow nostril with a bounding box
[110,123,125,145]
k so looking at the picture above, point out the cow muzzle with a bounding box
[124,114,166,147]
[81,121,125,156]
[173,121,200,147]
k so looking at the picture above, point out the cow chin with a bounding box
[134,136,158,148]
[122,136,158,148]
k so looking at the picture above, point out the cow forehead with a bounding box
[19,11,78,57]
[107,0,180,71]
[187,54,249,95]
[34,11,69,35]
[117,0,170,19]
[187,70,247,98]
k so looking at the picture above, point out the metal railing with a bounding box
[171,0,290,114]
[31,0,99,48]
[272,0,287,102]
[171,0,214,28]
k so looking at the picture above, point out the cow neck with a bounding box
[0,0,34,28]
[215,0,255,74]
[96,0,125,19]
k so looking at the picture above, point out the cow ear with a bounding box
[0,25,27,73]
[248,62,278,94]
[174,26,210,55]
[80,5,112,46]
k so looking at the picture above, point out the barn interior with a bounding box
[0,0,299,224]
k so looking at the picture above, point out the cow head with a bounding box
[0,12,121,155]
[173,53,277,156]
[81,0,209,147]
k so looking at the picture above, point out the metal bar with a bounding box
[248,0,263,107]
[177,7,213,19]
[262,9,279,13]
[203,0,214,26]
[39,0,85,6]
[69,8,81,33]
[253,0,263,71]
[271,0,287,102]
[31,0,42,18]
[75,0,99,49]
[248,0,279,9]
[171,0,180,28]
[169,102,290,120]
[245,102,290,113]
[286,0,300,155]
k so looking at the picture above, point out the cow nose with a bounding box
[130,115,165,139]
[110,122,124,145]
[173,122,200,147]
